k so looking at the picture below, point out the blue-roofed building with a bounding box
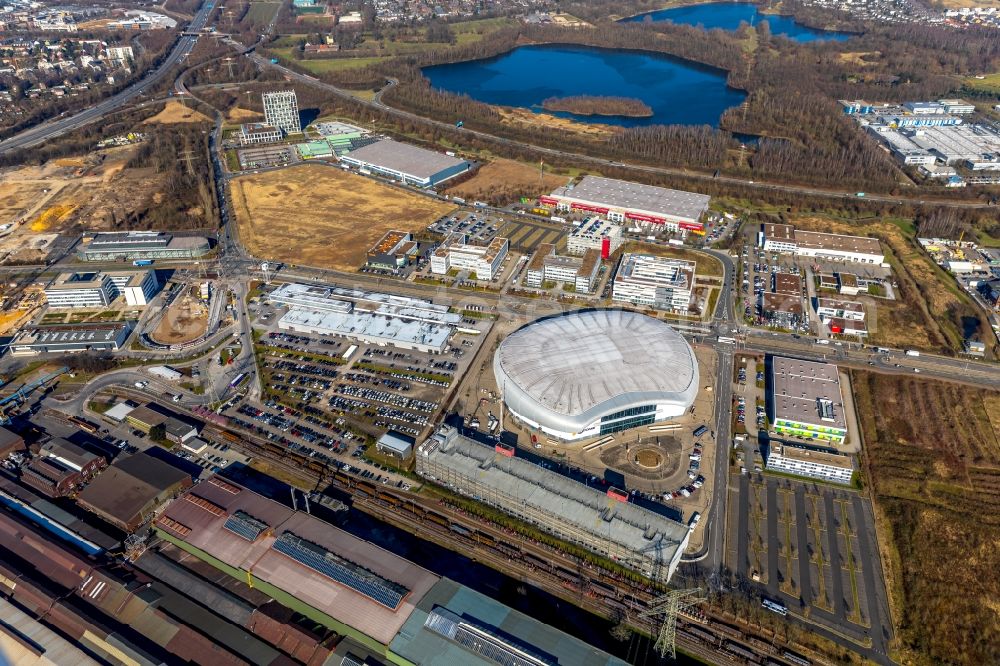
[389,578,629,666]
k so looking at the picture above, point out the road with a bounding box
[0,0,212,153]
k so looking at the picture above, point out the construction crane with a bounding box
[0,366,68,424]
[638,587,706,660]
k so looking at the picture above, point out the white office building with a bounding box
[431,234,509,281]
[612,254,695,313]
[106,270,160,306]
[44,272,117,309]
[761,224,885,264]
[262,90,301,135]
[524,245,601,293]
[566,217,624,257]
[765,444,854,484]
[816,298,865,322]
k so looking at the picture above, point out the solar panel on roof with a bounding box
[271,531,408,609]
[223,510,268,541]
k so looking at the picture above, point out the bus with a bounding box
[229,372,248,388]
[762,599,787,616]
[717,336,736,344]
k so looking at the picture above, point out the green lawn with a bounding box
[270,48,386,72]
[964,72,1000,94]
[245,1,280,25]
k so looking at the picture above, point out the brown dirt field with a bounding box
[152,291,209,344]
[852,371,1000,665]
[837,51,879,66]
[0,181,51,223]
[231,164,456,271]
[789,215,979,353]
[445,158,568,204]
[144,101,212,125]
[227,107,262,122]
[497,107,617,138]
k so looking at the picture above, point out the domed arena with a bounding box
[493,309,699,441]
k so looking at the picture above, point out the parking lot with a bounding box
[499,217,568,253]
[726,472,892,648]
[429,210,505,244]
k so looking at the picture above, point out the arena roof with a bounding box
[342,139,468,181]
[493,310,698,434]
[550,175,710,222]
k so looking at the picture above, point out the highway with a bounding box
[0,0,213,153]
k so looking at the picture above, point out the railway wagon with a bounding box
[712,622,744,640]
[782,650,811,666]
[685,626,718,644]
[725,641,759,663]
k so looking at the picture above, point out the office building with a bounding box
[524,244,601,293]
[769,356,848,444]
[366,231,419,270]
[431,234,509,281]
[816,298,866,321]
[566,217,624,257]
[765,444,854,484]
[107,270,160,306]
[44,272,117,309]
[612,253,695,313]
[240,122,282,145]
[262,90,301,134]
[416,425,692,580]
[340,139,471,187]
[544,175,710,233]
[761,224,885,264]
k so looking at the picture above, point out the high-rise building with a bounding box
[262,90,301,135]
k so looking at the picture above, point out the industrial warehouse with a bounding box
[543,175,711,233]
[268,282,461,353]
[340,139,472,187]
[493,310,699,441]
[76,231,211,262]
[769,356,848,445]
[8,321,134,355]
[416,425,692,581]
[612,254,696,313]
[760,223,885,264]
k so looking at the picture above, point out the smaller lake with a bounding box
[422,44,747,128]
[622,2,852,43]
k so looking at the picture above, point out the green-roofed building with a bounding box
[298,140,334,159]
[388,578,628,666]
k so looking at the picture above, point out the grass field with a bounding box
[231,164,455,271]
[246,1,280,24]
[964,72,1000,94]
[269,49,386,73]
[143,101,211,125]
[789,215,983,353]
[852,371,1000,666]
[445,159,568,205]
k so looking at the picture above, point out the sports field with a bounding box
[231,165,455,271]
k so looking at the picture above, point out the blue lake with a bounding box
[422,44,747,128]
[622,2,852,42]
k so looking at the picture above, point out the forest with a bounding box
[260,12,1000,193]
[541,96,653,118]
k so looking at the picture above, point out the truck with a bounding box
[132,259,153,266]
[905,349,920,357]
